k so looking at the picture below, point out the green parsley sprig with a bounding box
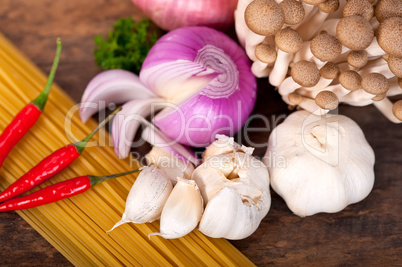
[94,18,158,73]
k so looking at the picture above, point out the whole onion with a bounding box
[132,0,238,31]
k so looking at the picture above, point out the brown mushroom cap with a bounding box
[371,94,386,101]
[245,0,284,36]
[255,43,278,63]
[336,15,374,50]
[347,50,369,68]
[399,77,402,88]
[318,0,340,13]
[302,0,326,5]
[310,32,342,62]
[392,99,402,121]
[376,17,402,57]
[339,70,362,91]
[288,92,303,105]
[275,27,303,53]
[279,0,305,25]
[315,91,339,110]
[343,0,374,21]
[375,0,402,23]
[388,55,402,77]
[320,62,340,79]
[291,60,321,87]
[361,73,390,95]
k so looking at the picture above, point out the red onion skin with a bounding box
[131,0,238,31]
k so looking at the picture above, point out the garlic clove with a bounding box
[146,146,195,185]
[198,186,269,240]
[193,152,269,206]
[193,151,270,240]
[149,178,203,239]
[109,165,173,231]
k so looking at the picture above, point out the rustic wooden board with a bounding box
[0,0,401,265]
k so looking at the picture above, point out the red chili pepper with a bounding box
[0,108,120,203]
[0,39,62,169]
[0,169,139,211]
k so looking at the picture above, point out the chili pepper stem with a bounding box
[73,106,122,153]
[31,38,62,111]
[88,169,141,187]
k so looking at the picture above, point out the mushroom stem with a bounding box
[373,97,402,123]
[301,2,316,18]
[293,41,313,62]
[235,0,254,47]
[315,18,339,36]
[285,92,326,115]
[298,84,350,101]
[386,77,402,96]
[245,32,269,61]
[269,27,303,86]
[358,62,395,79]
[297,9,330,40]
[340,88,376,106]
[279,76,335,96]
[252,60,273,77]
[299,97,329,115]
[278,76,302,95]
[269,51,294,86]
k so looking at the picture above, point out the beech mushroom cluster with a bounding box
[235,0,402,122]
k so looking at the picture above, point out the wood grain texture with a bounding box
[0,0,401,266]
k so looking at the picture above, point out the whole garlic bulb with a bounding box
[265,110,375,217]
[110,165,173,231]
[192,139,271,240]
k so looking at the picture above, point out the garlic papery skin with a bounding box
[149,178,203,239]
[109,165,173,231]
[192,151,271,239]
[145,146,195,185]
[202,134,254,162]
[265,110,375,217]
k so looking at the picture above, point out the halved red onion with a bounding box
[80,26,256,159]
[140,27,257,147]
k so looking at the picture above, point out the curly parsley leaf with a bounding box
[94,18,158,73]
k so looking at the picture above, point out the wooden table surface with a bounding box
[0,0,401,266]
